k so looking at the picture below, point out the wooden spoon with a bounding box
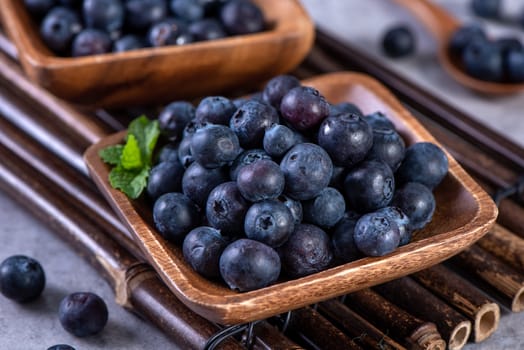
[395,0,524,94]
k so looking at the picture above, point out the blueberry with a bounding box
[58,292,108,337]
[448,24,486,57]
[148,18,187,46]
[396,142,448,190]
[244,200,295,247]
[375,206,412,246]
[170,0,204,21]
[263,124,300,158]
[182,161,228,207]
[158,101,195,141]
[24,0,56,18]
[506,47,524,82]
[237,159,284,202]
[47,345,76,350]
[147,161,184,200]
[318,113,373,167]
[190,124,241,168]
[83,0,124,34]
[72,29,112,56]
[354,212,400,257]
[382,25,416,58]
[195,96,236,125]
[280,143,333,201]
[156,143,179,164]
[344,160,395,213]
[262,75,301,109]
[280,86,330,131]
[177,136,194,168]
[471,0,500,19]
[230,100,279,148]
[59,0,82,7]
[219,239,280,292]
[331,212,362,263]
[329,102,363,117]
[462,38,504,82]
[113,34,145,52]
[229,148,272,180]
[183,226,228,278]
[279,224,333,278]
[303,187,345,229]
[365,111,396,131]
[206,181,250,236]
[125,0,168,31]
[0,255,45,303]
[153,192,200,243]
[392,182,436,230]
[188,18,226,41]
[276,194,303,225]
[220,0,264,35]
[366,128,405,171]
[40,6,82,54]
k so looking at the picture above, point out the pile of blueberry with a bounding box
[145,74,449,293]
[24,0,265,57]
[0,254,108,348]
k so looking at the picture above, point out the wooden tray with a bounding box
[84,72,498,325]
[0,0,313,108]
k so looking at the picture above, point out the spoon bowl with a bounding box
[395,0,524,94]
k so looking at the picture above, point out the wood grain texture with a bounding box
[477,224,524,272]
[0,0,314,107]
[83,72,498,325]
[394,0,524,95]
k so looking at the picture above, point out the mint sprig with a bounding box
[99,116,160,199]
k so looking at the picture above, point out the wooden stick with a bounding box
[343,289,446,350]
[412,265,500,342]
[452,244,524,312]
[374,277,471,350]
[477,224,524,272]
[252,322,305,350]
[318,299,406,350]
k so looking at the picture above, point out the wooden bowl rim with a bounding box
[84,72,498,325]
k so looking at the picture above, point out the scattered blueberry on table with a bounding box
[100,74,450,293]
[58,292,109,337]
[381,25,416,58]
[0,255,46,302]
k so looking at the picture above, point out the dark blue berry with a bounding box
[40,6,82,54]
[318,113,373,167]
[158,101,195,141]
[47,345,76,350]
[276,194,303,225]
[331,212,361,263]
[329,102,363,117]
[206,181,249,236]
[376,206,412,246]
[448,24,486,57]
[83,0,124,33]
[462,38,504,82]
[153,192,200,243]
[230,100,279,148]
[280,86,330,131]
[177,136,194,168]
[125,0,168,30]
[344,160,395,213]
[112,34,145,52]
[280,143,333,201]
[195,96,236,125]
[182,161,228,207]
[220,239,280,292]
[148,18,187,47]
[263,124,299,158]
[396,142,448,190]
[188,18,226,41]
[365,111,396,131]
[156,143,179,164]
[0,255,45,303]
[382,25,416,58]
[190,124,241,168]
[354,212,400,257]
[24,0,56,18]
[392,182,436,230]
[262,75,301,109]
[58,292,108,337]
[506,47,524,82]
[183,226,228,278]
[170,0,204,21]
[237,159,284,202]
[220,0,264,35]
[229,148,271,180]
[72,29,112,56]
[366,128,405,171]
[147,161,184,200]
[279,224,333,278]
[244,200,295,248]
[303,187,345,229]
[471,0,500,19]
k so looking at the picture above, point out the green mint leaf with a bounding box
[143,118,160,164]
[128,115,160,164]
[99,145,123,165]
[108,166,150,199]
[121,134,143,170]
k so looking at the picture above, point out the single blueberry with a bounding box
[125,0,168,31]
[280,86,330,131]
[190,124,241,168]
[392,182,436,231]
[147,161,184,200]
[344,160,395,213]
[183,226,228,278]
[0,255,45,302]
[448,24,486,57]
[279,224,333,278]
[365,111,396,131]
[229,148,272,181]
[353,212,400,257]
[244,200,295,248]
[182,161,228,208]
[471,0,500,19]
[153,192,200,243]
[302,187,346,229]
[195,96,236,125]
[40,6,83,54]
[188,18,226,41]
[206,181,250,236]
[148,18,187,47]
[375,206,412,246]
[263,124,300,158]
[366,128,406,171]
[47,345,76,350]
[230,100,279,149]
[58,292,108,337]
[331,212,362,263]
[72,29,112,56]
[220,0,265,35]
[262,74,301,109]
[113,34,145,52]
[462,37,504,82]
[158,101,196,141]
[170,0,204,21]
[237,159,285,202]
[177,136,194,168]
[280,143,333,201]
[156,142,179,164]
[83,0,124,34]
[382,25,416,58]
[220,239,280,292]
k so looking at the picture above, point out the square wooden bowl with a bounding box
[84,72,498,325]
[0,0,314,108]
